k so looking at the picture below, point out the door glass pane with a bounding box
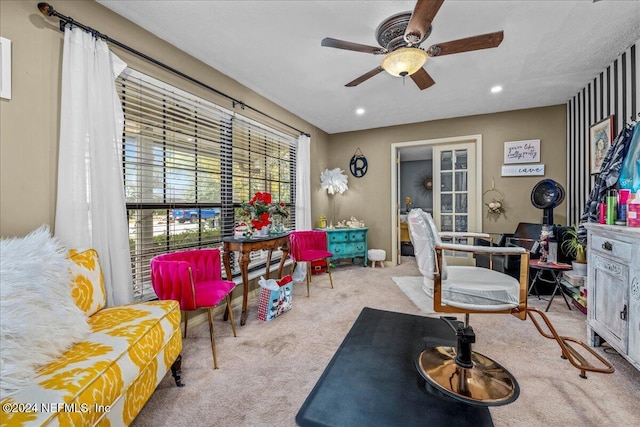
[441,194,453,213]
[441,151,453,170]
[455,215,468,232]
[441,172,452,191]
[455,172,467,191]
[441,215,453,232]
[455,194,468,213]
[455,150,467,169]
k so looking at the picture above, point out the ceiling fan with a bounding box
[321,0,504,90]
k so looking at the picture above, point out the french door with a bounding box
[433,142,477,263]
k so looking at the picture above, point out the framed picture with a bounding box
[504,139,540,164]
[589,115,614,174]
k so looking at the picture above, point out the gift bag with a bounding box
[257,275,293,321]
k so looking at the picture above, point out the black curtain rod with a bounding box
[37,2,310,138]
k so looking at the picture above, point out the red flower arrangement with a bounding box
[242,192,288,230]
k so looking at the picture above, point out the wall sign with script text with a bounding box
[501,164,545,176]
[504,140,540,164]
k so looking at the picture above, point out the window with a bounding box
[117,69,296,301]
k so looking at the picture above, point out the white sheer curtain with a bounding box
[296,134,312,230]
[54,27,133,306]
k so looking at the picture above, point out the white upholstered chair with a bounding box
[407,209,613,406]
[408,209,529,319]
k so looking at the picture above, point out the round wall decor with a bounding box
[350,147,368,177]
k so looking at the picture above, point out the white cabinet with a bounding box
[585,223,640,370]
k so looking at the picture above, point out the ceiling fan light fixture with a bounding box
[381,47,428,77]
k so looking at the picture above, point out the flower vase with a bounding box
[271,216,284,234]
[254,224,271,237]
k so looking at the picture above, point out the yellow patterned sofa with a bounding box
[0,249,183,426]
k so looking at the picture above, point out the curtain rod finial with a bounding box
[38,2,54,16]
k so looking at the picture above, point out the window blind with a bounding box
[116,69,297,301]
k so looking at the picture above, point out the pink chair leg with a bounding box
[306,261,311,297]
[326,258,334,289]
[226,295,237,338]
[207,307,218,369]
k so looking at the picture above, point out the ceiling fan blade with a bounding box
[410,68,436,90]
[321,38,387,55]
[426,31,504,57]
[345,67,384,87]
[405,0,445,45]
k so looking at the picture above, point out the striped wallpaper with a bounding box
[566,40,639,226]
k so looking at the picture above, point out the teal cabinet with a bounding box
[323,228,368,267]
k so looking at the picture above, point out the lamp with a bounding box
[381,47,428,77]
[320,168,348,227]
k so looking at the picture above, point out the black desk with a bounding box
[296,308,493,427]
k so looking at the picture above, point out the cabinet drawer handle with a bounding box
[601,241,613,251]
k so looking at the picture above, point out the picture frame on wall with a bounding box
[589,115,614,174]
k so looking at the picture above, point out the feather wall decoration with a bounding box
[320,168,349,195]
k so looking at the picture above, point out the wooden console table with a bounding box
[222,233,290,325]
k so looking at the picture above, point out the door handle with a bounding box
[602,241,613,251]
[620,304,628,321]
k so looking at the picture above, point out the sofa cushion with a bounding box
[0,300,181,426]
[68,248,107,316]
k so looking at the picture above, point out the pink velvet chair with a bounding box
[150,248,237,369]
[289,231,334,297]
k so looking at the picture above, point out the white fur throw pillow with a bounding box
[0,225,91,398]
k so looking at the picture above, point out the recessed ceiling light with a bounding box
[355,108,365,115]
[491,85,503,94]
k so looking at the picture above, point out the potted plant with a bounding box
[561,224,587,275]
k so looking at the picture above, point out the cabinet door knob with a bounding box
[602,241,613,251]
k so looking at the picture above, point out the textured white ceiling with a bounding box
[97,0,640,134]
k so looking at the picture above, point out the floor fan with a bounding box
[531,179,565,225]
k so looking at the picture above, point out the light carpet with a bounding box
[132,257,640,427]
[391,276,434,314]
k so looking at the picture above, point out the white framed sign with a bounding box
[504,139,540,164]
[0,37,11,100]
[501,164,545,176]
